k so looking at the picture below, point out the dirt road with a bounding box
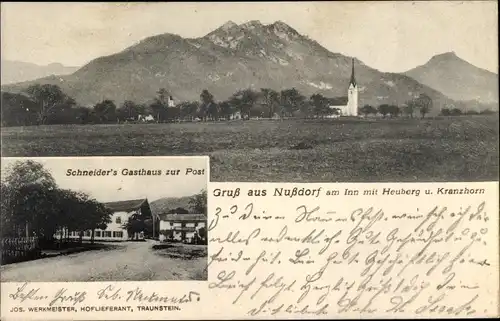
[0,241,207,282]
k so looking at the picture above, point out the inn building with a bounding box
[58,198,153,241]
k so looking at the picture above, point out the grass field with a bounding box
[1,116,498,182]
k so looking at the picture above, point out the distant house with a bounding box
[64,198,152,242]
[326,97,348,118]
[230,111,242,120]
[157,213,207,244]
[138,114,155,122]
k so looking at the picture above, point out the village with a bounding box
[2,59,462,128]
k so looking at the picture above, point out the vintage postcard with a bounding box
[0,1,497,183]
[1,1,498,320]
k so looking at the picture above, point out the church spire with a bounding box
[349,58,356,87]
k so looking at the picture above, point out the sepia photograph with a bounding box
[0,1,498,183]
[0,156,208,282]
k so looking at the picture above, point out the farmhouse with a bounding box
[230,111,242,120]
[64,198,152,241]
[326,58,359,117]
[138,114,155,122]
[158,213,206,244]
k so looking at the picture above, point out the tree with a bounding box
[55,189,88,242]
[2,160,56,239]
[403,100,417,119]
[157,88,169,105]
[2,160,57,191]
[150,88,172,122]
[377,104,391,118]
[280,88,304,117]
[150,100,165,123]
[118,100,143,122]
[1,182,17,238]
[24,84,75,125]
[388,105,401,118]
[310,94,330,118]
[200,90,215,121]
[230,89,259,119]
[1,92,39,126]
[178,101,200,120]
[441,108,451,116]
[189,190,207,215]
[197,226,207,244]
[451,108,463,116]
[207,101,219,120]
[416,93,433,119]
[360,104,377,117]
[1,160,114,244]
[123,213,146,240]
[218,101,234,120]
[14,184,61,241]
[93,100,117,123]
[260,88,280,118]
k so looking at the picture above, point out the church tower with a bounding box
[347,58,358,116]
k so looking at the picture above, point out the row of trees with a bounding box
[2,84,495,127]
[1,160,112,244]
[440,107,496,116]
[358,93,433,119]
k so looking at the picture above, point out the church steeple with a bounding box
[349,58,356,87]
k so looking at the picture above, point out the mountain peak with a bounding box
[430,51,460,61]
[220,20,238,31]
[405,51,499,104]
[269,20,300,36]
[240,20,263,30]
[271,20,293,29]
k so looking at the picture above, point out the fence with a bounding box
[1,237,41,265]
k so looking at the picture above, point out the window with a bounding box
[84,230,91,237]
[95,231,101,237]
[115,216,122,224]
[103,231,112,237]
[113,231,123,238]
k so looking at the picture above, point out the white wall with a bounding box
[60,210,137,241]
[159,220,206,242]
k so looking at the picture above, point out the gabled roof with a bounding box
[327,96,348,105]
[103,198,148,212]
[158,213,206,222]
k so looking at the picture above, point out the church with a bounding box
[327,58,359,117]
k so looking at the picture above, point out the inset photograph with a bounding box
[0,156,208,282]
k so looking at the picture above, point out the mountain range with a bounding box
[149,196,193,216]
[1,60,79,85]
[1,20,498,112]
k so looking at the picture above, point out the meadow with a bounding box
[1,116,498,182]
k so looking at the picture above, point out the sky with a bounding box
[1,157,208,203]
[0,1,498,73]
